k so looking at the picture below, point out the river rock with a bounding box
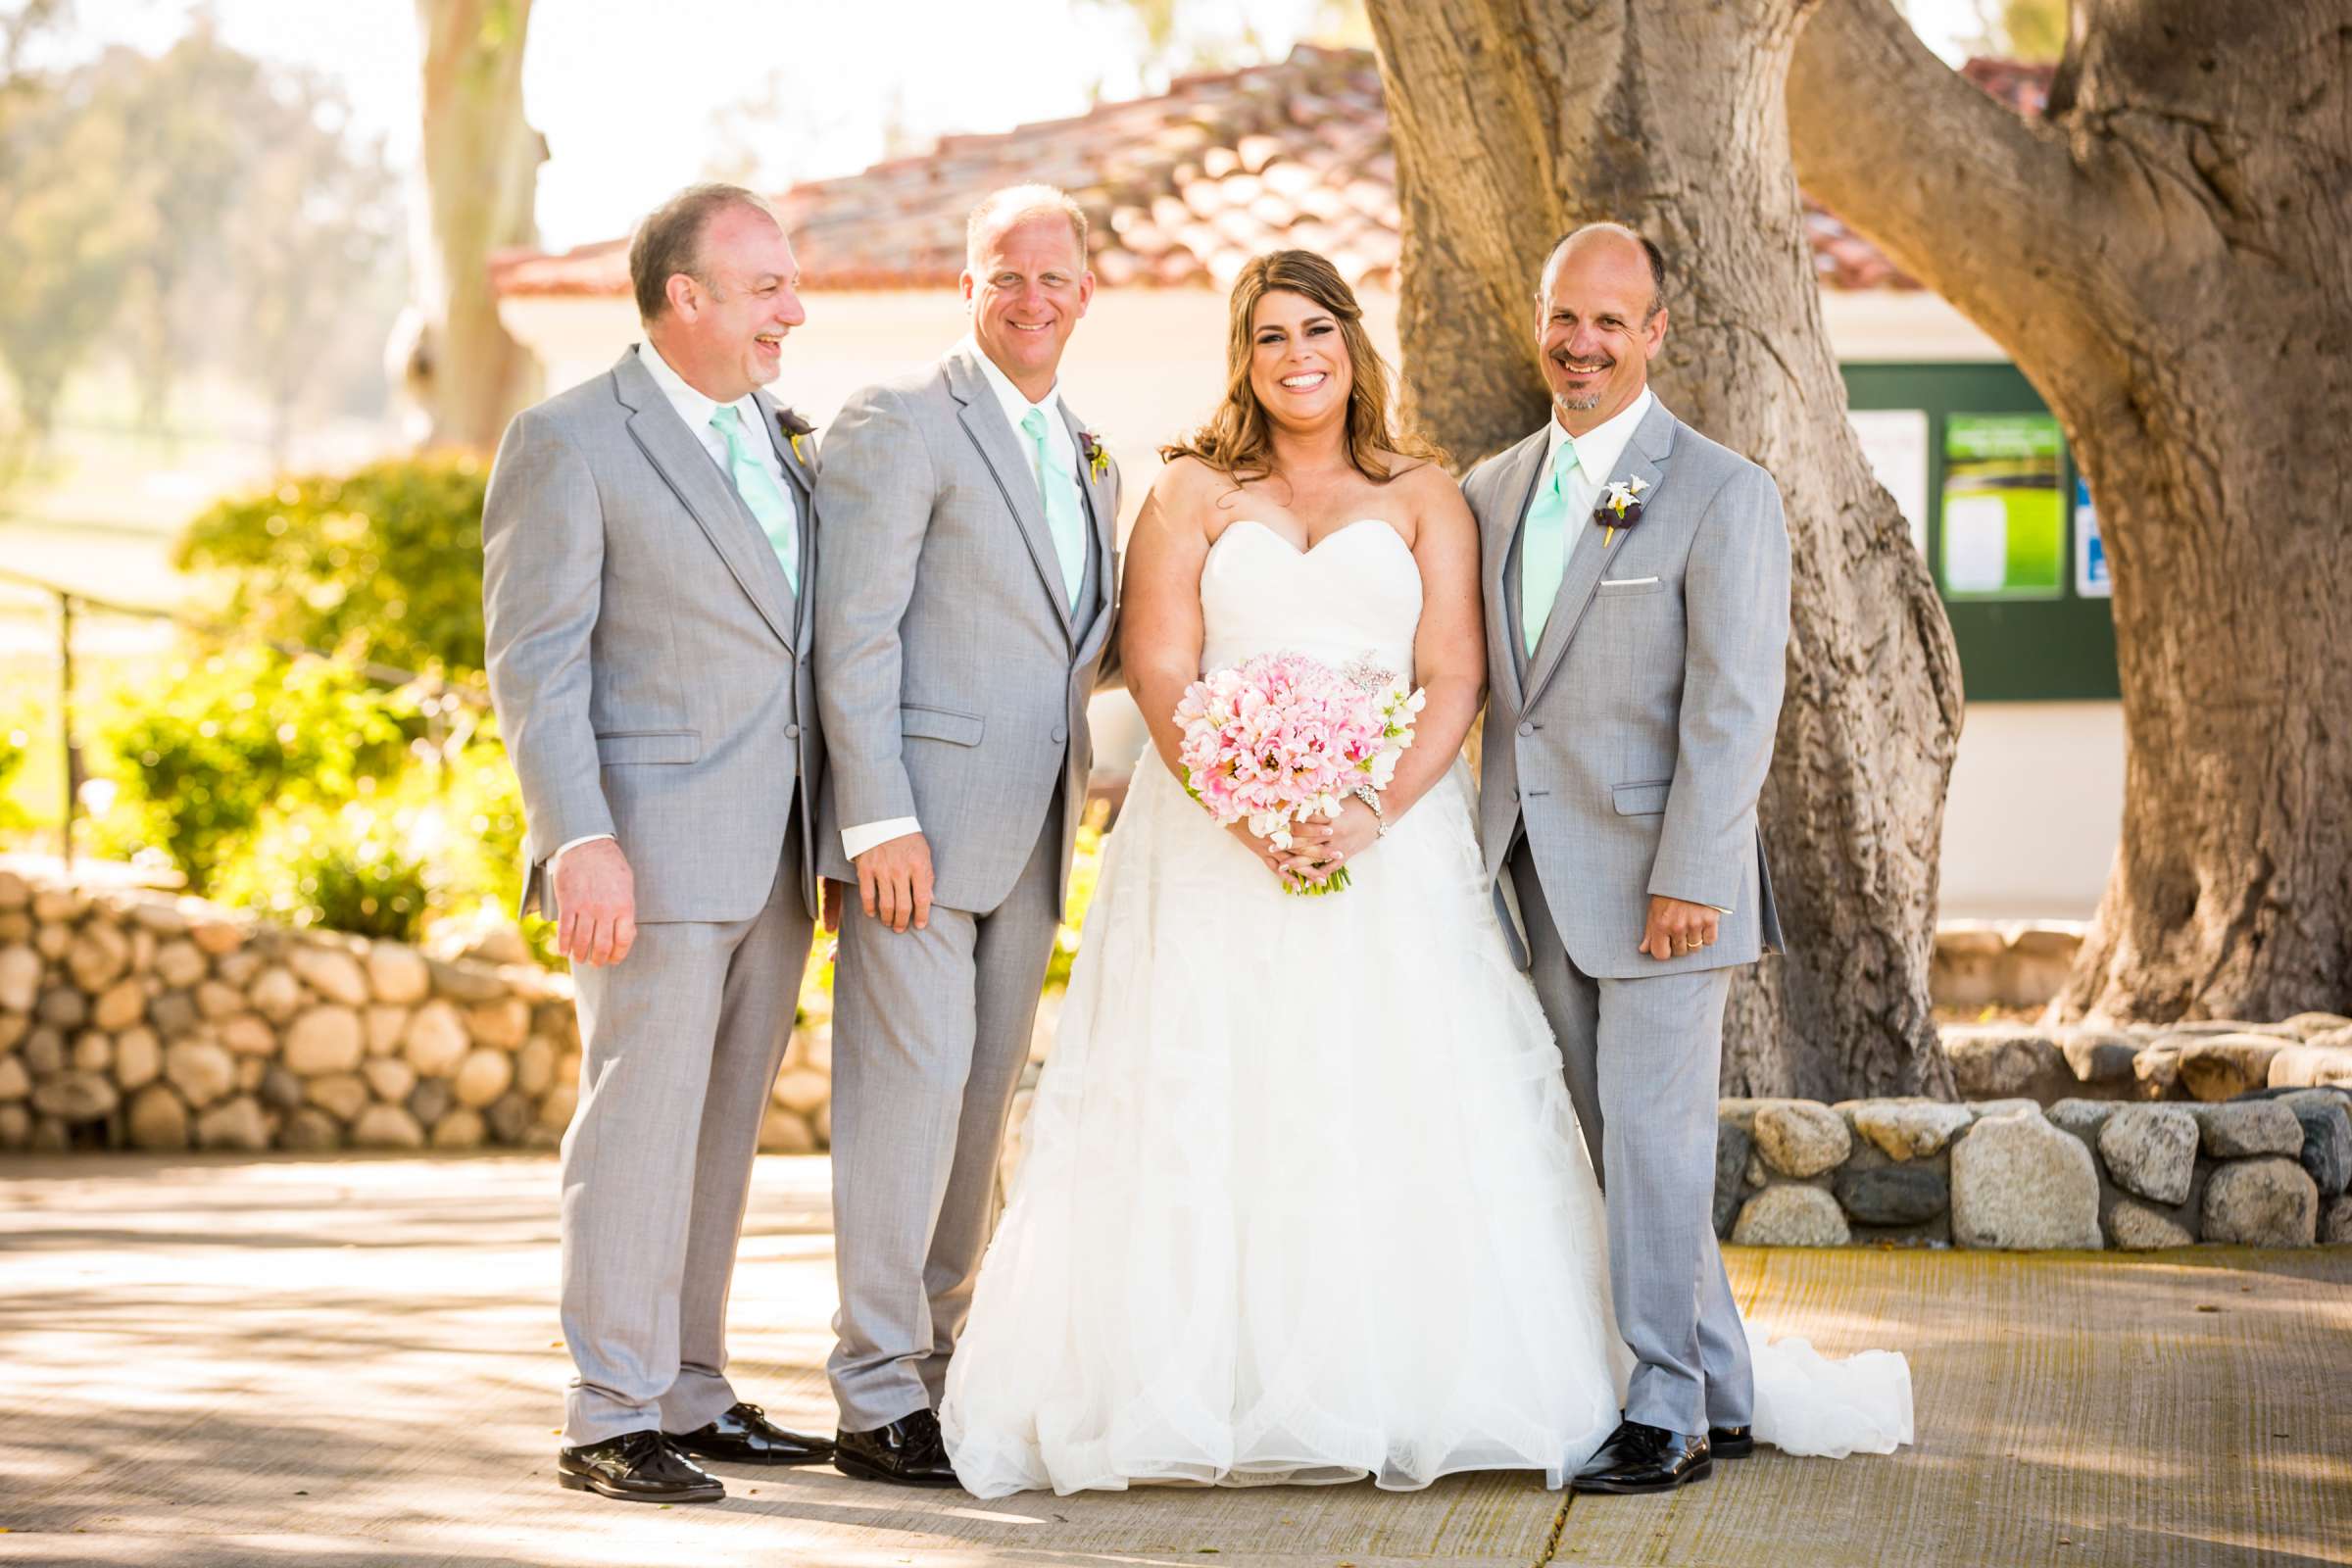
[403,1001,468,1077]
[1733,1184,1852,1247]
[283,1005,364,1076]
[91,978,147,1033]
[452,1048,514,1109]
[36,986,85,1030]
[125,1084,189,1149]
[2185,1101,2305,1158]
[2133,1045,2182,1098]
[304,1072,369,1121]
[71,1030,111,1072]
[0,869,25,909]
[0,1102,30,1148]
[1754,1101,1851,1178]
[1951,1109,2104,1250]
[2286,1098,2352,1197]
[0,945,36,1012]
[363,943,431,1005]
[2097,1105,2200,1205]
[351,1103,425,1151]
[190,918,244,956]
[484,1090,532,1146]
[537,1081,578,1133]
[408,1077,453,1129]
[770,1067,829,1116]
[429,1106,486,1151]
[363,1057,416,1104]
[2324,1196,2352,1246]
[1852,1099,1974,1161]
[466,998,530,1051]
[2202,1158,2318,1247]
[2054,1027,2139,1086]
[278,1107,343,1152]
[514,1036,556,1099]
[23,1027,65,1075]
[1836,1165,1948,1226]
[0,1054,29,1102]
[153,940,207,990]
[288,945,368,1007]
[2281,1012,2352,1041]
[259,1066,305,1112]
[217,1013,275,1057]
[2268,1044,2352,1090]
[2046,1099,2121,1144]
[365,1004,410,1056]
[64,922,130,992]
[758,1105,818,1154]
[1942,1025,2067,1099]
[248,965,300,1023]
[2107,1200,2196,1250]
[2178,1036,2289,1102]
[164,1038,235,1108]
[195,1095,270,1152]
[32,1070,118,1122]
[114,1027,160,1092]
[425,956,506,1004]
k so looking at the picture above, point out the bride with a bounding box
[937,249,1909,1498]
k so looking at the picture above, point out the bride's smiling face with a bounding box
[1247,289,1351,432]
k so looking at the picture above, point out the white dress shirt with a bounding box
[549,343,804,874]
[838,337,1085,863]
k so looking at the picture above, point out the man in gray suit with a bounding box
[813,183,1119,1486]
[483,184,836,1504]
[1466,223,1790,1494]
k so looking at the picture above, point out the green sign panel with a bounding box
[1939,414,2066,599]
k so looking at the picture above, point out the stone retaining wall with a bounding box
[1719,1094,2352,1250]
[1938,1015,2352,1104]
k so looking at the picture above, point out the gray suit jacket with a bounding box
[812,344,1120,916]
[1467,398,1789,979]
[482,347,824,925]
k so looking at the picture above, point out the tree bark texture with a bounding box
[1790,0,2352,1024]
[411,0,543,452]
[1366,0,1963,1097]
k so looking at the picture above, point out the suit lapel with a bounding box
[1060,399,1116,646]
[754,387,817,646]
[1484,428,1551,710]
[1522,398,1677,710]
[615,349,798,650]
[946,347,1076,644]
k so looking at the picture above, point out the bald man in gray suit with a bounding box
[484,184,836,1504]
[1467,224,1789,1495]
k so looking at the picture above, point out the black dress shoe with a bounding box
[669,1401,836,1466]
[1570,1419,1713,1494]
[1709,1424,1755,1458]
[834,1408,959,1488]
[558,1430,724,1502]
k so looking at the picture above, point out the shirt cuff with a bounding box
[548,833,614,872]
[842,816,922,860]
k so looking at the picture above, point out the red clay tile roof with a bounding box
[491,48,2050,300]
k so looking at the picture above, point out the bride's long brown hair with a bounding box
[1159,249,1443,487]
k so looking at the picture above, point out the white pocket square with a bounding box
[1600,575,1660,587]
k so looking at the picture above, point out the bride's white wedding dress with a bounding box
[939,518,1911,1498]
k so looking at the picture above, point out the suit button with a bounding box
[1516,721,1535,738]
[1051,724,1068,744]
[785,723,801,740]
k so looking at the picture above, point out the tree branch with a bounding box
[1788,0,2117,390]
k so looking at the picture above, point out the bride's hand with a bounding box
[1291,797,1381,883]
[1224,820,1325,888]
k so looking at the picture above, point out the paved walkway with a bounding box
[2,1153,2346,1568]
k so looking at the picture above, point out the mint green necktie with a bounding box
[1020,405,1087,612]
[710,405,800,594]
[1520,434,1583,657]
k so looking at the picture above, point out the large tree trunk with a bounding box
[409,0,543,452]
[1790,0,2352,1024]
[1365,0,1963,1097]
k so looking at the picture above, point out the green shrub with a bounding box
[92,646,420,894]
[0,720,28,832]
[214,801,437,942]
[174,454,489,675]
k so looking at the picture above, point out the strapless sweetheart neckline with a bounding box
[1209,517,1410,562]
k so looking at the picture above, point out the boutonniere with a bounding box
[1595,476,1648,545]
[1078,430,1110,484]
[776,406,816,466]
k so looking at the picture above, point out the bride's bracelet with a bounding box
[1349,783,1389,837]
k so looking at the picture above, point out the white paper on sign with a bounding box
[1943,495,2010,592]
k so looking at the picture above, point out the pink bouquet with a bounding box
[1172,651,1427,894]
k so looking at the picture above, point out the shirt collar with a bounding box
[638,340,763,440]
[1545,385,1654,481]
[960,333,1064,438]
